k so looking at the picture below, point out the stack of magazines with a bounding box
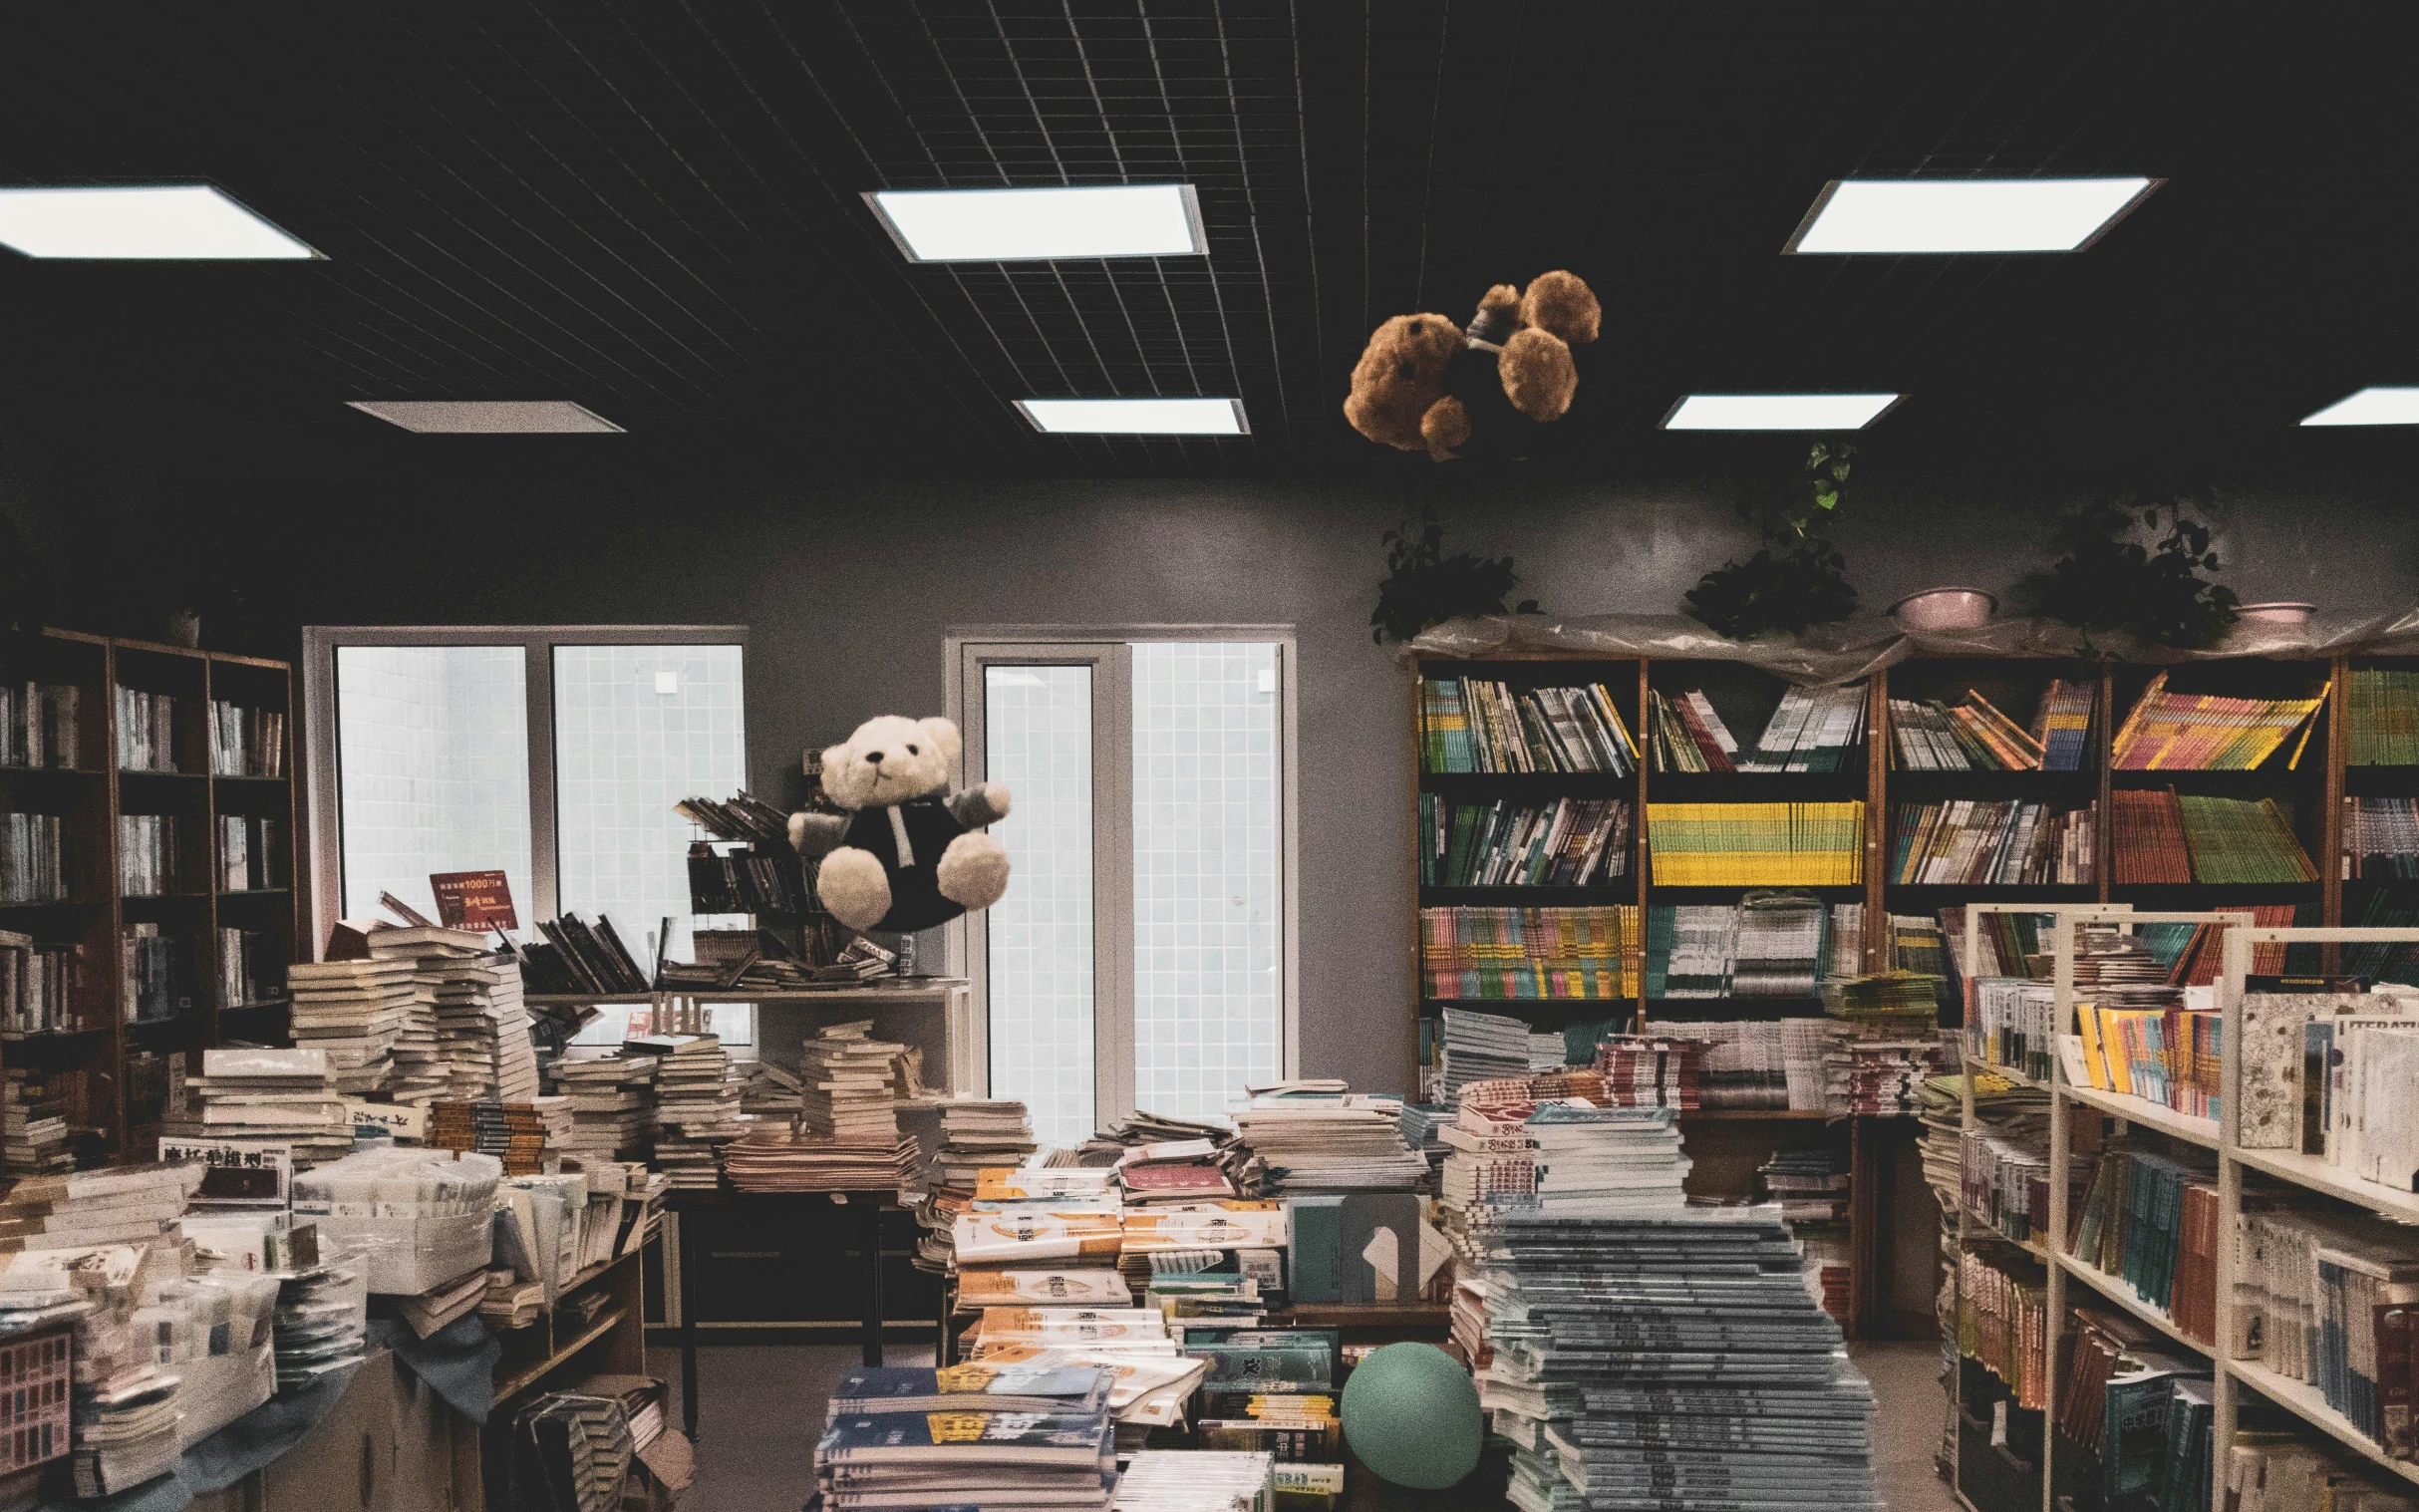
[816,1363,1116,1510]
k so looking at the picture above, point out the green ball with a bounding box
[1339,1342,1484,1490]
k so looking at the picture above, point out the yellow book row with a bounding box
[1643,801,1867,886]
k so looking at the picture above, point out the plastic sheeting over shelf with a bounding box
[1401,608,2419,686]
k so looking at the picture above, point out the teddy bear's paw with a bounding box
[979,781,1013,820]
[815,846,894,931]
[936,831,1012,913]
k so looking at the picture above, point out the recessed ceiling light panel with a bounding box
[1017,398,1247,436]
[0,184,318,259]
[868,184,1204,262]
[1661,394,1903,432]
[2300,387,2419,427]
[348,401,624,434]
[1785,177,2159,254]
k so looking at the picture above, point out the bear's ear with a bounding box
[820,741,869,806]
[917,717,963,774]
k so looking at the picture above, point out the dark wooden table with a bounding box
[664,1187,899,1440]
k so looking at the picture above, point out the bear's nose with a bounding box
[864,751,884,763]
[1394,361,1414,381]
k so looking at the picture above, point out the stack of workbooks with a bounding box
[1470,1200,1880,1512]
[283,954,413,1095]
[2110,671,2326,769]
[551,1055,656,1162]
[1642,897,1856,998]
[1889,799,2096,884]
[2347,668,2419,766]
[358,926,542,1103]
[1645,801,1866,885]
[630,1035,743,1190]
[722,1124,917,1192]
[1888,691,2049,770]
[1435,1006,1536,1099]
[2,1065,73,1174]
[1590,1037,1702,1111]
[1418,678,1637,775]
[898,1097,1038,1272]
[1232,1093,1427,1192]
[1111,1450,1276,1512]
[1417,795,1632,886]
[1419,906,1641,1001]
[171,1046,351,1167]
[1652,1019,1837,1111]
[0,1161,200,1251]
[817,1361,1117,1511]
[1761,1145,1854,1319]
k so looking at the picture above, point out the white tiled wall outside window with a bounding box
[1131,643,1281,1122]
[983,666,1096,1148]
[335,646,533,931]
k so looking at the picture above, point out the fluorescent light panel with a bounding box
[1018,398,1246,435]
[1786,177,2158,254]
[348,401,624,434]
[867,184,1203,261]
[1663,393,1902,432]
[0,184,316,259]
[2300,387,2419,427]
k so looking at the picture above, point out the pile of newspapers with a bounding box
[1459,1094,1882,1512]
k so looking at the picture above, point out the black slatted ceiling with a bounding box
[0,4,2412,475]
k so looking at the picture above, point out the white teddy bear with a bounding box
[786,714,1011,934]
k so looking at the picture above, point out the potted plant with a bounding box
[2023,489,2239,651]
[1370,512,1538,644]
[1684,441,1860,639]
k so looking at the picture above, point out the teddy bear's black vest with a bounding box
[832,795,974,934]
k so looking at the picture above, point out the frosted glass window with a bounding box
[1131,643,1281,1121]
[553,644,748,966]
[334,646,532,931]
[984,666,1097,1148]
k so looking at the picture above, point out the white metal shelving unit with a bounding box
[2212,926,2419,1494]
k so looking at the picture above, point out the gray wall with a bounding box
[13,455,2419,1093]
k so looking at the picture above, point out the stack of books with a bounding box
[723,1123,917,1191]
[2,1065,72,1173]
[1591,1036,1703,1110]
[815,1363,1118,1510]
[2347,668,2419,766]
[1435,1006,1534,1099]
[59,1251,186,1498]
[2070,1145,2220,1343]
[551,1054,657,1162]
[172,1047,350,1166]
[1418,678,1636,774]
[2346,796,2419,877]
[631,1035,744,1189]
[270,1248,369,1392]
[1111,1450,1275,1512]
[1645,801,1866,885]
[1112,1140,1239,1205]
[1,681,80,767]
[1417,795,1632,886]
[1760,1145,1854,1321]
[1652,1019,1837,1111]
[797,1021,912,1141]
[1419,905,1641,1001]
[1470,1199,1878,1512]
[1889,691,2049,770]
[1889,799,2096,884]
[206,700,284,777]
[2111,671,2325,769]
[429,1098,573,1175]
[1232,1093,1427,1192]
[2222,1430,2415,1511]
[283,954,413,1095]
[898,1097,1038,1272]
[1650,683,1869,772]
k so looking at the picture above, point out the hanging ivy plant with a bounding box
[1370,511,1537,644]
[2024,489,2239,650]
[1684,442,1860,639]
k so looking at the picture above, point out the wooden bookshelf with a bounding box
[1,629,298,1168]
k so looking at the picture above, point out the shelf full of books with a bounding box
[0,631,298,1173]
[1945,904,2419,1512]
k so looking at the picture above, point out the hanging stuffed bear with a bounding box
[787,714,1011,934]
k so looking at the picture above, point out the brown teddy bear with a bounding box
[1342,271,1602,461]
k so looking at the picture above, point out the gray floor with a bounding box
[661,1339,1959,1512]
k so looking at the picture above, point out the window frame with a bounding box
[299,625,750,961]
[944,625,1302,1124]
